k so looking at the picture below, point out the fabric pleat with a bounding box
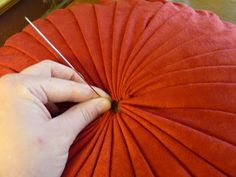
[0,0,236,176]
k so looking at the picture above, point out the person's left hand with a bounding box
[0,60,111,177]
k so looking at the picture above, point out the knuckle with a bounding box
[81,109,91,122]
[80,107,97,122]
[80,84,94,98]
[40,59,54,66]
[0,73,19,87]
[69,82,78,101]
[0,74,31,97]
[69,70,78,80]
[1,73,16,81]
[87,87,95,98]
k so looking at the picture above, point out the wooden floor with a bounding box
[0,0,47,46]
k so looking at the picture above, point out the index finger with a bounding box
[20,60,84,83]
[22,75,110,104]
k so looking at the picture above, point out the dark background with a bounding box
[0,0,47,46]
[0,0,236,46]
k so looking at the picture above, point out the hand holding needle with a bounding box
[0,60,111,177]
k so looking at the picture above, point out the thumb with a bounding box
[51,97,111,143]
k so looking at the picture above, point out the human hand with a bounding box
[0,60,111,177]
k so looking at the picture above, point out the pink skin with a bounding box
[0,60,111,177]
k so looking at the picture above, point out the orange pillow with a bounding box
[0,0,236,176]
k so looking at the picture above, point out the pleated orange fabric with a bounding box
[1,0,236,176]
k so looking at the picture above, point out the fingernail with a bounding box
[96,98,111,113]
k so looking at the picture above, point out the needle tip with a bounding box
[24,16,31,24]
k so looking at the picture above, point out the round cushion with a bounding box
[0,0,236,176]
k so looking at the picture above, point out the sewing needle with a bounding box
[24,16,100,97]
